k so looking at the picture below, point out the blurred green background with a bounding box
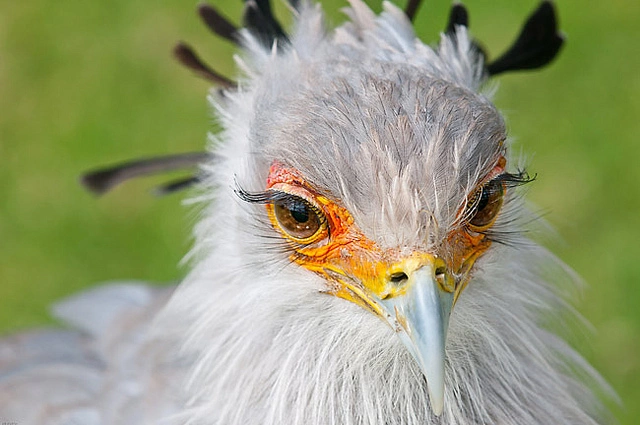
[1,0,638,421]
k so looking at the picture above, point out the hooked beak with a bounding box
[377,257,455,416]
[324,252,461,415]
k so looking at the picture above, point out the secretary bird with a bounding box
[0,1,613,424]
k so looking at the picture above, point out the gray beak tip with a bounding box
[380,265,453,418]
[428,386,445,416]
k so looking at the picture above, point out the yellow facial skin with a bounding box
[263,159,506,310]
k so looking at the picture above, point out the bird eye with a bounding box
[273,196,324,242]
[468,179,505,230]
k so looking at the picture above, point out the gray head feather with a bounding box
[158,1,613,424]
[233,2,504,249]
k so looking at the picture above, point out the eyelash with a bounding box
[235,170,534,241]
[491,170,535,188]
[235,186,328,245]
[469,170,535,242]
[235,187,293,205]
[236,172,533,201]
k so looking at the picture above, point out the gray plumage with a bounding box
[0,1,613,424]
[0,283,179,424]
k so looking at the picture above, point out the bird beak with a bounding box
[377,259,454,416]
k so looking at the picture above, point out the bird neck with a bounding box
[160,239,606,425]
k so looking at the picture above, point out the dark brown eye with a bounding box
[468,179,505,230]
[274,197,322,241]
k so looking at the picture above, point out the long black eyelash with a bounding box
[465,170,532,217]
[494,170,536,188]
[235,186,289,205]
[468,170,535,208]
[234,187,302,254]
[235,186,325,220]
[471,170,536,245]
[235,186,328,246]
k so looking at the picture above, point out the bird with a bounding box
[0,0,614,424]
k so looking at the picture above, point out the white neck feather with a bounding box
[159,198,607,425]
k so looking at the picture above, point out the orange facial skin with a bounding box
[264,159,505,309]
[448,156,507,302]
[446,230,492,303]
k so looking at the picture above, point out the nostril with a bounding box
[389,272,408,285]
[435,266,446,278]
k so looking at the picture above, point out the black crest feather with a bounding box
[445,3,469,33]
[243,0,288,48]
[153,175,205,196]
[198,3,239,44]
[173,42,236,88]
[81,1,565,196]
[81,152,212,195]
[404,0,424,22]
[444,3,489,59]
[486,1,564,76]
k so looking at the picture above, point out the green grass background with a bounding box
[1,0,638,421]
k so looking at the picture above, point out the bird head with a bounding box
[82,0,570,420]
[233,60,513,414]
[217,1,554,415]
